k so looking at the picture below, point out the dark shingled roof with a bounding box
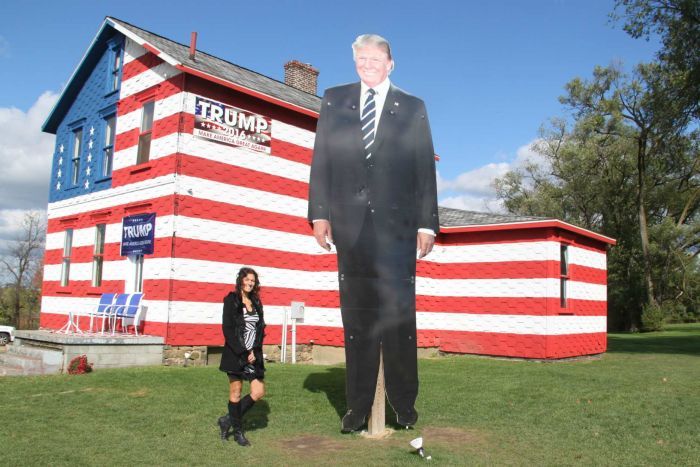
[438,206,550,228]
[108,17,321,113]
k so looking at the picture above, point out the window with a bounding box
[102,115,116,177]
[136,101,155,164]
[109,43,122,92]
[91,224,106,287]
[560,244,569,308]
[133,255,144,293]
[71,128,82,185]
[61,229,73,287]
[124,254,144,293]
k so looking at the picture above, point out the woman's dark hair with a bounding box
[235,267,260,298]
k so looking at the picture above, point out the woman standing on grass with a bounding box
[218,267,266,446]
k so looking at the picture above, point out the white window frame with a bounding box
[560,244,569,308]
[71,128,82,185]
[136,101,155,165]
[102,115,116,177]
[125,254,144,293]
[110,44,122,92]
[91,224,106,287]
[60,229,73,287]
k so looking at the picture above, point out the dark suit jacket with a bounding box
[219,292,266,377]
[308,82,439,250]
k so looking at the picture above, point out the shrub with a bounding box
[641,302,665,332]
[67,355,93,375]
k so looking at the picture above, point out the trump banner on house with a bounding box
[121,213,156,256]
[193,96,271,154]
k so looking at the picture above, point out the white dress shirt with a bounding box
[360,78,391,133]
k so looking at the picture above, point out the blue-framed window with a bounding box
[107,40,123,93]
[102,114,116,177]
[70,127,83,186]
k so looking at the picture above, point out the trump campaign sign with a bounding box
[193,96,271,154]
[121,213,156,256]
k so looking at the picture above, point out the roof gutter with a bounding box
[440,219,616,245]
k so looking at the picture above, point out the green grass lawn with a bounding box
[1,324,698,466]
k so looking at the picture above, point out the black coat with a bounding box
[219,292,266,378]
[308,82,439,251]
[307,81,438,415]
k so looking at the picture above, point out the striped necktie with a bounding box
[361,88,376,159]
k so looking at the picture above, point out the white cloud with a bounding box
[0,92,56,250]
[514,139,548,168]
[0,92,57,213]
[0,209,47,244]
[0,209,32,243]
[439,162,511,196]
[438,139,546,214]
[440,194,505,213]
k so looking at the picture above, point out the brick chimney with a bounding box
[284,60,319,95]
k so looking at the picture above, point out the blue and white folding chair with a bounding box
[107,293,131,335]
[112,293,145,335]
[88,293,117,334]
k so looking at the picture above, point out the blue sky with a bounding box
[0,0,659,240]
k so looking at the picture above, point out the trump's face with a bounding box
[355,45,393,88]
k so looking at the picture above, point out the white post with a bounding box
[289,301,304,365]
[281,307,288,363]
[291,318,297,364]
[367,348,386,436]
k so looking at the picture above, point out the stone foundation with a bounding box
[163,345,208,367]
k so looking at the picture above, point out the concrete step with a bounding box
[0,351,44,371]
[10,342,62,362]
[0,364,25,376]
[0,342,64,375]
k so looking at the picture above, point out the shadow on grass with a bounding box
[608,326,700,356]
[245,400,270,431]
[303,367,346,418]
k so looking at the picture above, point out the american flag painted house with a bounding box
[40,17,615,360]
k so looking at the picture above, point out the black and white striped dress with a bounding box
[243,309,259,376]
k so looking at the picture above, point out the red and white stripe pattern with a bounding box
[40,37,609,359]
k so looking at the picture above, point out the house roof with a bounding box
[438,206,616,245]
[438,206,549,227]
[107,17,321,114]
[43,16,321,133]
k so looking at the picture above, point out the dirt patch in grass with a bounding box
[128,388,149,397]
[277,435,350,460]
[422,426,485,444]
[418,425,490,456]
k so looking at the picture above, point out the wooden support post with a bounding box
[367,349,385,435]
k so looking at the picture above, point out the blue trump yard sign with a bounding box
[121,213,156,256]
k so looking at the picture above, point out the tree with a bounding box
[613,0,700,118]
[0,211,45,328]
[562,63,696,306]
[495,63,700,330]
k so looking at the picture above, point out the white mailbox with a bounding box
[290,301,305,320]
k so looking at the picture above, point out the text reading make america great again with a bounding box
[194,96,272,154]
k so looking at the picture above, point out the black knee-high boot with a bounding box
[228,400,250,446]
[217,413,230,440]
[240,394,256,416]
